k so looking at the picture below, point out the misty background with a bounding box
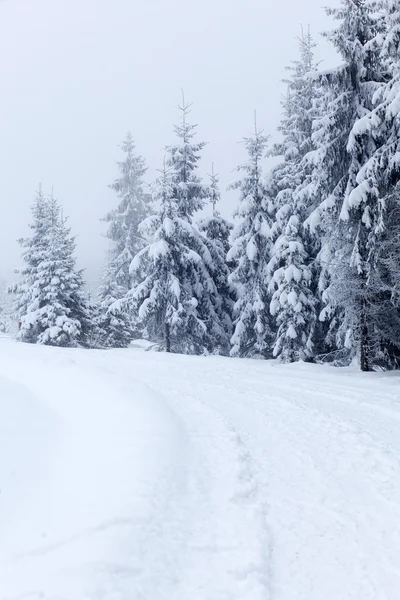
[0,0,339,288]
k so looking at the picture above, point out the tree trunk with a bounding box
[360,300,370,372]
[165,322,171,353]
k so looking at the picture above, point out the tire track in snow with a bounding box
[142,380,274,600]
[73,350,400,599]
[197,373,400,600]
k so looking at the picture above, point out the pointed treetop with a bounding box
[173,92,198,144]
[155,157,175,210]
[296,25,317,73]
[240,117,269,171]
[121,130,135,155]
[165,94,207,218]
[206,163,221,216]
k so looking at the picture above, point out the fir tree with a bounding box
[0,280,11,334]
[341,0,400,367]
[12,191,90,347]
[101,132,150,341]
[166,95,208,217]
[198,165,234,354]
[268,29,319,362]
[199,164,232,257]
[103,132,150,295]
[96,263,134,348]
[302,0,384,369]
[228,118,275,358]
[11,187,52,343]
[124,97,229,354]
[127,163,216,354]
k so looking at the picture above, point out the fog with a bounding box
[0,0,339,288]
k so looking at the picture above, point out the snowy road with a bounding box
[1,337,400,599]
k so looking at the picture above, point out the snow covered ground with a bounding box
[1,335,400,599]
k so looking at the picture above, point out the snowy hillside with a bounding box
[1,336,400,599]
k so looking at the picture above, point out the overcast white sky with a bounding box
[0,0,339,286]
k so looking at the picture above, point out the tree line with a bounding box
[10,0,400,371]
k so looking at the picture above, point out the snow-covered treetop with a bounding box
[231,116,269,201]
[229,119,272,228]
[104,132,150,242]
[17,186,53,275]
[109,132,148,201]
[166,97,207,219]
[155,160,176,219]
[323,0,383,83]
[300,1,384,234]
[28,185,51,241]
[274,27,318,163]
[207,163,221,216]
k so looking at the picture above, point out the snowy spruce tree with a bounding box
[124,100,230,354]
[228,119,275,358]
[0,280,12,334]
[104,132,150,292]
[302,0,384,369]
[198,164,232,257]
[198,165,234,351]
[126,163,218,353]
[268,29,319,363]
[165,97,208,218]
[12,191,90,347]
[101,132,150,341]
[96,263,134,348]
[11,187,51,343]
[341,0,400,368]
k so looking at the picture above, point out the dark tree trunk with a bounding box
[165,322,171,353]
[360,300,370,372]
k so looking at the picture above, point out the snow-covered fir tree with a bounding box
[96,263,134,348]
[198,165,234,352]
[101,132,150,340]
[12,191,90,347]
[340,0,400,368]
[228,119,275,358]
[302,0,384,369]
[11,187,51,343]
[165,96,208,217]
[198,164,232,257]
[0,280,12,334]
[268,29,319,362]
[104,132,150,292]
[126,162,225,354]
[121,98,230,355]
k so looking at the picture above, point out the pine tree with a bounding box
[165,95,208,217]
[12,191,90,347]
[123,98,230,354]
[198,165,234,353]
[127,163,213,353]
[341,0,400,368]
[302,0,384,369]
[228,118,275,358]
[96,263,134,348]
[101,132,150,341]
[268,29,319,362]
[198,164,232,257]
[0,280,11,334]
[11,187,52,343]
[103,133,150,291]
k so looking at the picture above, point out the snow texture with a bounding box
[1,335,400,599]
